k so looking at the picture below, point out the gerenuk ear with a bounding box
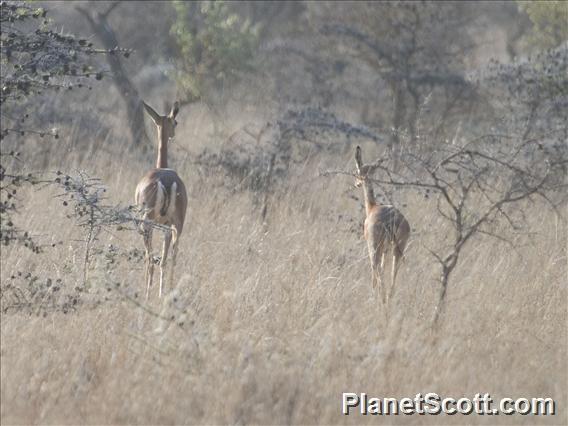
[355,145,363,172]
[142,101,161,125]
[169,101,180,119]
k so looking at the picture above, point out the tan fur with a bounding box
[135,101,188,299]
[354,146,410,308]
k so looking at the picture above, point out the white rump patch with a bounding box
[166,182,177,218]
[156,181,166,216]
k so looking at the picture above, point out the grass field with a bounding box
[1,107,566,425]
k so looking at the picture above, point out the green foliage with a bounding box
[518,1,568,50]
[170,1,259,102]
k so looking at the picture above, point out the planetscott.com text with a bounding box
[342,393,556,416]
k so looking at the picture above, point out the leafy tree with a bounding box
[0,1,116,250]
[518,1,568,50]
[170,0,259,103]
[319,2,477,157]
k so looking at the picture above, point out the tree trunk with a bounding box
[76,3,149,147]
[390,81,406,169]
[433,272,449,324]
[434,255,458,324]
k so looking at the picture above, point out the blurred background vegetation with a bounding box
[3,0,566,150]
[2,0,565,246]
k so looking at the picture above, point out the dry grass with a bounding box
[1,107,566,426]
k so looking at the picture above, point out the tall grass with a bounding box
[1,106,566,425]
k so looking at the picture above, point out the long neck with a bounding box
[362,181,376,215]
[156,127,168,169]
